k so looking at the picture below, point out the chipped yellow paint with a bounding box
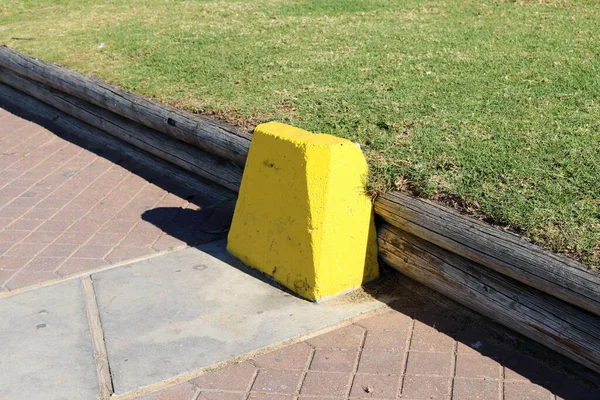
[227,122,379,301]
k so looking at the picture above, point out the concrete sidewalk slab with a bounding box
[0,279,99,400]
[92,240,384,395]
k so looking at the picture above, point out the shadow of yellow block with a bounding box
[227,122,379,301]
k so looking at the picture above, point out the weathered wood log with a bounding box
[0,68,243,192]
[0,45,252,166]
[375,192,600,317]
[378,222,600,374]
[0,82,235,203]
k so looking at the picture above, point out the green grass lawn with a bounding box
[1,0,599,268]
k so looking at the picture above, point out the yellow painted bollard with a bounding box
[227,122,379,301]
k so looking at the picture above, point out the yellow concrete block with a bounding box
[227,122,379,301]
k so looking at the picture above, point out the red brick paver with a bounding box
[0,108,232,292]
[138,305,599,400]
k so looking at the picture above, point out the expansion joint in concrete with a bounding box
[81,276,114,400]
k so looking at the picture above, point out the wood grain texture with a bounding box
[378,222,600,374]
[0,82,235,203]
[0,45,252,166]
[375,192,600,316]
[0,68,243,192]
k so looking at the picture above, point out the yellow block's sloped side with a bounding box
[314,142,379,297]
[227,122,379,301]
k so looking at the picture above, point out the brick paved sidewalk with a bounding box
[136,303,598,400]
[0,107,232,292]
[2,106,599,400]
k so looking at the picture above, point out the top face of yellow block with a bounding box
[255,122,349,147]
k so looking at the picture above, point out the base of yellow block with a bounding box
[227,122,379,301]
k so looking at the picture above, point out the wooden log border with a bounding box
[375,192,600,317]
[1,45,599,373]
[0,46,251,166]
[0,68,243,192]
